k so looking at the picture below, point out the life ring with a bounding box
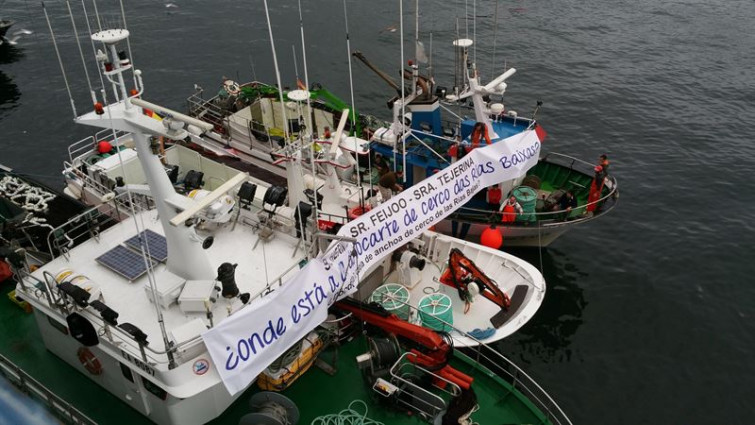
[223,80,241,96]
[77,347,103,375]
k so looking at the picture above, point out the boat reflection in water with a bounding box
[0,45,23,119]
[494,247,587,363]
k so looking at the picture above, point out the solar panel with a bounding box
[124,229,168,263]
[96,245,154,281]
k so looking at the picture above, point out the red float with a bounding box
[480,226,503,249]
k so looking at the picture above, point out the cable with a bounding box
[310,400,385,425]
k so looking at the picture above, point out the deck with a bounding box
[0,292,554,424]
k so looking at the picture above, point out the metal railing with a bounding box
[445,152,620,226]
[45,192,152,260]
[376,296,573,425]
[67,129,130,165]
[0,354,98,425]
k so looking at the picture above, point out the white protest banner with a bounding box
[202,128,540,395]
[202,241,359,395]
[334,128,542,273]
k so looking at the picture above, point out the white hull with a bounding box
[31,307,240,425]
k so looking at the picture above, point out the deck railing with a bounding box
[45,191,152,260]
[379,297,574,425]
[0,354,98,425]
[444,152,619,226]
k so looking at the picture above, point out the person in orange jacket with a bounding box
[500,196,523,223]
[470,122,492,148]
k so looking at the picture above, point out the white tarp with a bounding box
[202,129,541,395]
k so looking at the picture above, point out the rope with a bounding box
[369,284,410,321]
[257,402,291,424]
[266,340,303,374]
[0,176,55,212]
[418,293,453,332]
[310,400,384,425]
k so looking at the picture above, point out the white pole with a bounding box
[399,0,406,182]
[262,0,290,143]
[297,0,316,254]
[342,0,363,195]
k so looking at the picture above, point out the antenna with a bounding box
[472,0,476,67]
[399,0,406,180]
[296,0,320,255]
[341,0,363,198]
[262,0,290,143]
[491,0,500,78]
[292,44,299,83]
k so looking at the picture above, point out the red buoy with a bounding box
[97,140,113,154]
[480,226,503,249]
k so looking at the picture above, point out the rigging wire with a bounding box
[81,0,106,104]
[91,0,102,32]
[42,2,77,119]
[117,0,137,88]
[248,51,258,82]
[65,0,97,104]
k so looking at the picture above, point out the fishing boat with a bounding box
[1,163,103,269]
[60,111,545,348]
[185,41,618,248]
[3,7,573,425]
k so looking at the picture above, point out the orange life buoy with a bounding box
[77,347,103,375]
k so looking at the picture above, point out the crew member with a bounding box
[586,166,606,217]
[598,154,610,175]
[486,185,502,210]
[378,169,403,201]
[470,122,492,148]
[500,196,523,223]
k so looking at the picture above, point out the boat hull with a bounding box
[29,304,241,425]
[435,218,573,247]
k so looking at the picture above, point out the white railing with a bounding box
[0,354,98,425]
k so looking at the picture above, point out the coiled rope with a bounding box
[310,400,384,425]
[0,175,55,213]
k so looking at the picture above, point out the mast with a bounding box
[76,28,215,281]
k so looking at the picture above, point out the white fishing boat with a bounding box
[4,3,572,425]
[60,109,545,348]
